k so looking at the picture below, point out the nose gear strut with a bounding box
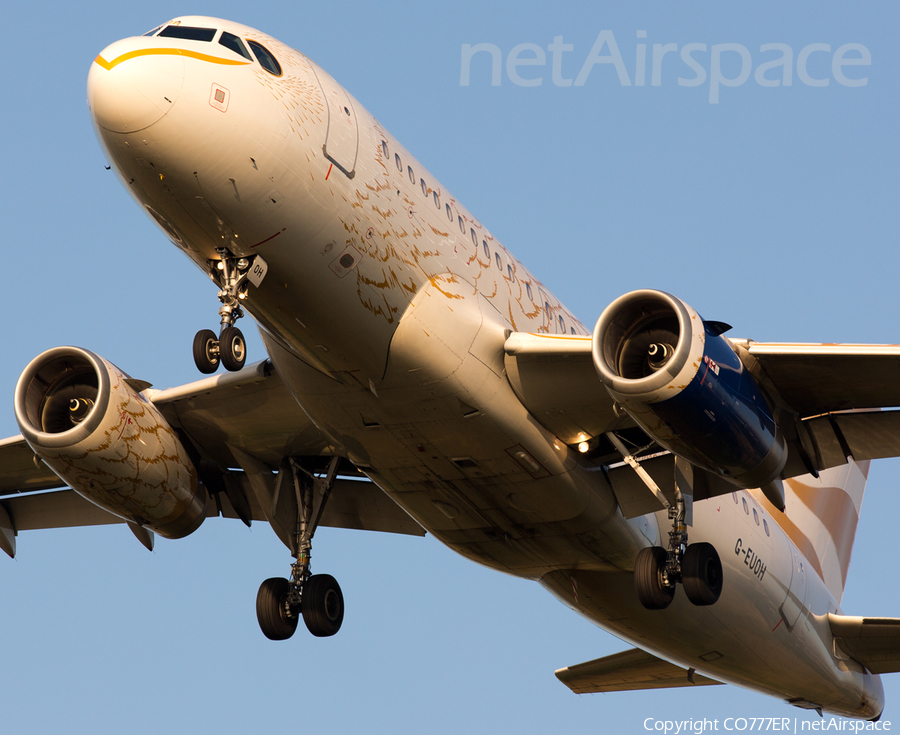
[192,249,265,373]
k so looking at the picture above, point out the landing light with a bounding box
[237,258,250,271]
[577,441,590,454]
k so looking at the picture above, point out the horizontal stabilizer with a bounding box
[828,614,900,674]
[555,647,722,694]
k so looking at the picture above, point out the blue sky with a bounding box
[2,2,899,733]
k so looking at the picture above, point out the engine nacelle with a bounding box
[15,347,206,539]
[592,290,787,492]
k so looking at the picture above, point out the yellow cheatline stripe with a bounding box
[94,47,252,71]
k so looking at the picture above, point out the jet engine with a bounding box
[14,347,207,538]
[592,290,787,495]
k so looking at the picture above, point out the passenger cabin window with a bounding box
[445,203,452,221]
[507,264,515,282]
[470,228,477,247]
[248,39,282,76]
[159,25,217,42]
[395,153,402,171]
[482,240,490,260]
[433,191,440,209]
[558,315,565,331]
[570,327,576,334]
[408,166,415,184]
[219,31,252,60]
[420,179,428,197]
[525,282,533,301]
[764,519,770,536]
[458,216,465,234]
[495,252,502,271]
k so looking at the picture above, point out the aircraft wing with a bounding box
[503,333,623,446]
[555,647,723,693]
[736,342,900,416]
[828,614,900,675]
[504,333,900,477]
[0,359,423,556]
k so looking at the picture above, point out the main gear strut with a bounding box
[256,457,345,640]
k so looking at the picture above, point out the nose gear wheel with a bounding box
[192,329,220,374]
[192,249,258,373]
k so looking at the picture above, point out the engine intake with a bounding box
[15,347,206,538]
[592,290,787,493]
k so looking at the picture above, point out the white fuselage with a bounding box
[86,16,883,718]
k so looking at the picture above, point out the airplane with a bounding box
[2,15,899,720]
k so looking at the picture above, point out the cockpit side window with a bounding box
[158,25,217,42]
[143,26,162,37]
[219,31,252,60]
[247,40,282,76]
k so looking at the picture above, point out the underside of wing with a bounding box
[828,614,900,675]
[0,476,424,538]
[0,359,423,556]
[0,435,66,493]
[738,342,900,480]
[740,342,900,416]
[147,358,332,468]
[503,333,626,445]
[556,647,723,693]
[504,331,900,514]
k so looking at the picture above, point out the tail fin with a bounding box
[768,460,870,604]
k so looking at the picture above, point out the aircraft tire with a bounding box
[302,574,344,637]
[683,542,723,606]
[220,326,247,372]
[192,329,220,374]
[634,546,675,610]
[257,577,299,640]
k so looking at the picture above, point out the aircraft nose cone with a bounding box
[87,40,184,133]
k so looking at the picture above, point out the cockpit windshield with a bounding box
[158,25,217,42]
[218,31,252,61]
[247,40,282,76]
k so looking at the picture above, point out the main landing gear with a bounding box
[604,431,724,611]
[193,248,254,374]
[634,488,723,610]
[256,458,345,640]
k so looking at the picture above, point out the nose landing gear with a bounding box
[192,249,264,374]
